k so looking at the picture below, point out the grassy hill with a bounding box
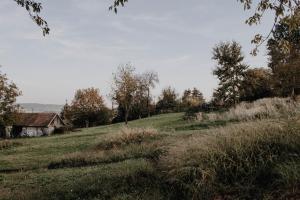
[1,98,300,200]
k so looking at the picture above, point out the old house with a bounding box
[11,113,65,137]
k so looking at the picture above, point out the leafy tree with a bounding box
[0,69,21,137]
[240,68,273,101]
[212,41,248,107]
[132,74,148,119]
[191,88,205,103]
[156,87,178,113]
[140,71,159,117]
[268,16,300,68]
[274,58,300,97]
[112,72,158,122]
[239,0,300,55]
[267,16,300,97]
[182,87,205,111]
[14,0,49,35]
[62,88,111,128]
[182,89,192,106]
[182,87,205,119]
[111,63,138,124]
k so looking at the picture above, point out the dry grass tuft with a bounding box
[96,127,160,150]
[160,120,300,199]
[204,97,300,121]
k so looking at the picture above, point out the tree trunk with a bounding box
[125,110,129,125]
[147,88,150,117]
[292,75,296,100]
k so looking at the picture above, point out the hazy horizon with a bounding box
[0,0,273,105]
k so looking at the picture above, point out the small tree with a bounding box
[111,63,138,124]
[0,69,21,137]
[133,74,148,119]
[240,68,273,101]
[191,88,205,104]
[182,89,191,109]
[182,87,205,120]
[238,0,300,55]
[212,41,248,107]
[156,87,178,113]
[275,58,300,98]
[62,88,110,128]
[267,16,300,97]
[182,88,205,111]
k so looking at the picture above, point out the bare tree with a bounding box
[140,71,159,117]
[111,63,138,124]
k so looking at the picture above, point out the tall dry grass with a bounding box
[204,97,300,121]
[159,120,300,199]
[96,127,161,150]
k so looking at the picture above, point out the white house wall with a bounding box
[20,127,54,137]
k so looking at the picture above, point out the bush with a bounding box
[97,127,160,150]
[183,106,201,121]
[71,108,112,128]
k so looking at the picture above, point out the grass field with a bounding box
[0,99,300,200]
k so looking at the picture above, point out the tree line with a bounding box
[212,13,300,108]
[0,18,298,129]
[0,11,299,128]
[48,13,300,127]
[0,1,299,128]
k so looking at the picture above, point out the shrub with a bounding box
[96,127,160,150]
[183,107,201,121]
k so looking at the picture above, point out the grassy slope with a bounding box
[0,112,299,200]
[0,113,191,199]
[0,113,183,172]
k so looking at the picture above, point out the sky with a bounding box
[0,0,274,105]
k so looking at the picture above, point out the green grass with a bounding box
[0,110,299,200]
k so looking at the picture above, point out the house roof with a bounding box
[14,113,63,127]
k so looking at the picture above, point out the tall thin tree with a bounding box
[212,41,248,107]
[140,71,159,117]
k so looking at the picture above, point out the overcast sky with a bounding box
[0,0,273,105]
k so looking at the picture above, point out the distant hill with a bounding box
[19,103,63,113]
